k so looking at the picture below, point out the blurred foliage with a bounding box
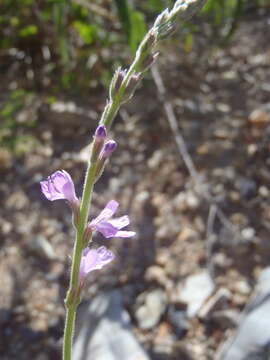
[201,0,269,43]
[1,0,269,90]
[0,89,39,156]
[0,0,269,157]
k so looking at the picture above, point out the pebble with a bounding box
[248,108,269,126]
[211,309,239,329]
[178,226,198,242]
[234,280,251,295]
[198,288,232,320]
[74,290,150,360]
[236,177,257,199]
[144,266,168,287]
[135,289,168,330]
[29,235,56,260]
[177,271,215,318]
[167,306,190,337]
[156,249,170,267]
[241,227,255,242]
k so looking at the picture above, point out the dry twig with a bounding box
[151,64,242,250]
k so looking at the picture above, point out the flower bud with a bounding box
[157,22,176,40]
[82,225,93,248]
[153,8,169,28]
[122,73,141,104]
[91,125,107,163]
[109,67,126,100]
[94,124,107,140]
[94,140,117,182]
[101,140,117,158]
[137,31,157,56]
[141,52,159,72]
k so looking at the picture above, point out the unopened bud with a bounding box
[70,199,81,229]
[94,125,107,140]
[172,0,207,22]
[101,140,117,158]
[137,31,157,56]
[141,52,159,72]
[122,73,141,103]
[157,22,176,40]
[94,140,117,183]
[82,225,93,247]
[153,8,169,28]
[109,67,126,100]
[91,125,107,163]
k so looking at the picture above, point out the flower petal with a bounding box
[40,179,65,201]
[91,200,119,225]
[40,170,78,203]
[93,221,119,238]
[114,230,136,238]
[79,246,115,279]
[107,215,130,230]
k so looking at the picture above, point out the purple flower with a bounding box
[40,170,78,203]
[94,125,107,140]
[100,140,117,158]
[79,246,114,280]
[89,200,136,238]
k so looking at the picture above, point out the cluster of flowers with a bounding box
[40,125,135,283]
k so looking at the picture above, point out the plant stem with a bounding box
[62,161,97,360]
[63,305,75,360]
[100,42,147,130]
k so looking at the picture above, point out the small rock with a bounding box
[156,249,170,267]
[135,289,168,330]
[178,227,198,242]
[29,235,56,260]
[217,267,270,360]
[168,306,190,337]
[185,191,200,210]
[144,266,168,287]
[212,309,239,329]
[177,271,215,318]
[249,108,269,126]
[234,280,251,296]
[198,288,232,320]
[241,227,255,242]
[153,323,175,355]
[259,186,269,198]
[212,253,233,269]
[235,177,257,199]
[247,143,258,156]
[74,290,149,360]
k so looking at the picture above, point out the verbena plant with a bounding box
[40,1,207,359]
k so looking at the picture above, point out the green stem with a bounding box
[62,161,97,360]
[100,40,148,130]
[63,306,75,360]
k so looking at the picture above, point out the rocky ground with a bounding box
[1,9,270,360]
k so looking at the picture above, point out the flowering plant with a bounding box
[40,1,207,359]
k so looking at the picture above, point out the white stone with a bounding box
[178,271,215,318]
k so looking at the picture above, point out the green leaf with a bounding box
[19,24,38,37]
[72,21,97,45]
[114,0,131,41]
[129,10,147,54]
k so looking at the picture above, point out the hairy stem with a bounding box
[62,161,97,360]
[63,305,76,360]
